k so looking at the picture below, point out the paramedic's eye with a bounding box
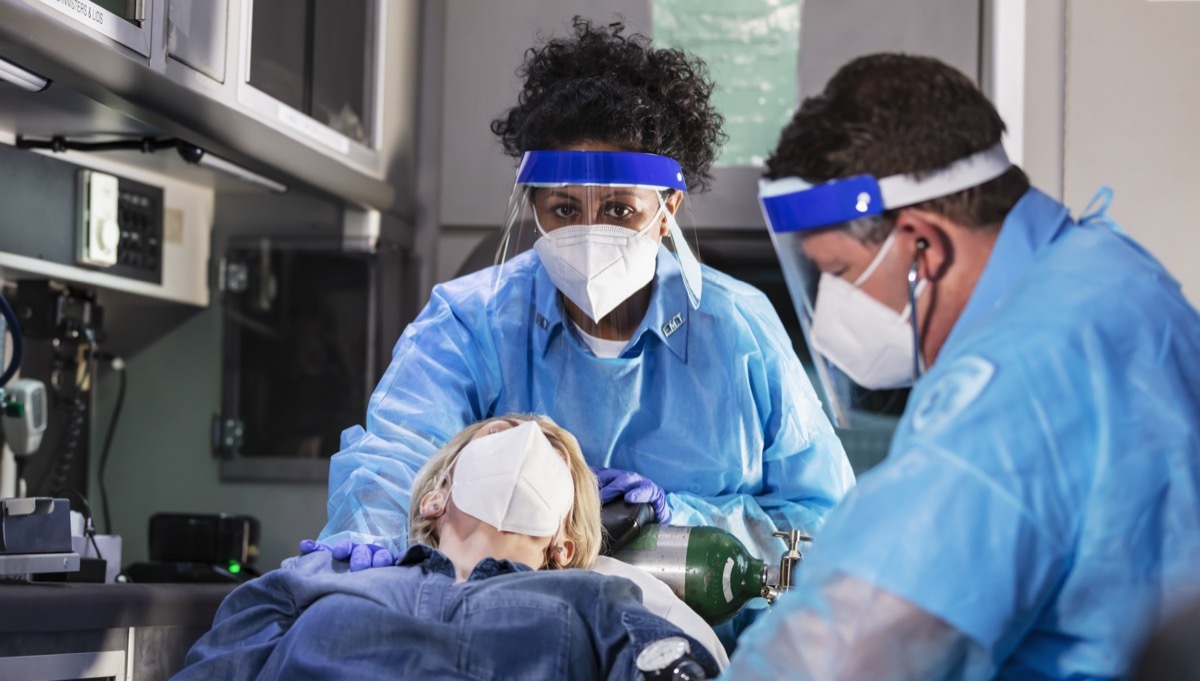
[551,204,578,220]
[605,203,636,221]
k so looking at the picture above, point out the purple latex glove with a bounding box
[591,466,671,524]
[298,539,395,571]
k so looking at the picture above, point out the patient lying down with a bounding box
[173,415,719,680]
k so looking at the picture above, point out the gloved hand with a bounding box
[298,539,396,571]
[591,467,671,524]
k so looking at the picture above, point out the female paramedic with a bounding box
[306,18,853,576]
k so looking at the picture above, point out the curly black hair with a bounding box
[491,17,726,193]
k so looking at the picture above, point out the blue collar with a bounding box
[399,544,535,580]
[941,188,1073,353]
[532,245,691,362]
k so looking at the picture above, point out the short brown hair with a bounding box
[407,414,602,569]
[766,53,1029,240]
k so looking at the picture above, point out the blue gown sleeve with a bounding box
[666,291,855,560]
[725,349,1079,680]
[317,284,500,554]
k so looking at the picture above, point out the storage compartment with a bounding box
[239,0,383,158]
[215,236,406,480]
[25,0,154,57]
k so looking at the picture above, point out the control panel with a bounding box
[77,170,164,284]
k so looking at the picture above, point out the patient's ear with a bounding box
[418,490,448,518]
[551,539,576,567]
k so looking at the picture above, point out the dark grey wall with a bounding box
[798,0,981,97]
[437,0,652,229]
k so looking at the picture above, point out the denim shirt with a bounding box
[174,548,717,681]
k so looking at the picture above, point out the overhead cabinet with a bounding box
[0,0,418,214]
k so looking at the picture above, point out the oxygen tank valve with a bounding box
[761,529,812,603]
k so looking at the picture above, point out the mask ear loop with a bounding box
[908,238,930,382]
[630,199,668,240]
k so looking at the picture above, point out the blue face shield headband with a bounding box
[503,150,703,310]
[516,150,688,191]
[758,144,1012,234]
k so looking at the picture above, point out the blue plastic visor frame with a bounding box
[516,150,688,192]
[760,175,884,234]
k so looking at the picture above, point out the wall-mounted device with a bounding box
[0,142,211,308]
[76,169,164,284]
[10,281,105,499]
[79,170,119,267]
[1,378,48,457]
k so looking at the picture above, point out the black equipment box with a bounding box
[149,513,260,566]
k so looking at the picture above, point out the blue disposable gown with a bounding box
[725,188,1200,680]
[318,246,854,560]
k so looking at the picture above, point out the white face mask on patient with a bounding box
[450,421,574,537]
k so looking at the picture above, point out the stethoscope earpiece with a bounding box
[907,237,929,382]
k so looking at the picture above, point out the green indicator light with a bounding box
[228,561,241,574]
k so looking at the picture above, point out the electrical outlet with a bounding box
[78,170,121,267]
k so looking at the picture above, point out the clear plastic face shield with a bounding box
[758,144,1012,427]
[495,151,703,330]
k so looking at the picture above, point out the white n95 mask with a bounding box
[533,206,663,323]
[809,233,926,390]
[450,421,575,537]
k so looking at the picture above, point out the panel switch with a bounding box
[79,170,120,267]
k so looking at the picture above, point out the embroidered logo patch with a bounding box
[661,313,684,337]
[535,313,550,331]
[910,355,995,435]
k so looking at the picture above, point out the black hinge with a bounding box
[218,258,249,293]
[212,415,245,457]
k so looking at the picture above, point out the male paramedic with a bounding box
[726,53,1200,680]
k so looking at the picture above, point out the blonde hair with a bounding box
[408,414,602,569]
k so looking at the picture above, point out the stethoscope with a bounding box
[907,237,929,383]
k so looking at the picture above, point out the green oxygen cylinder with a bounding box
[612,524,777,624]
